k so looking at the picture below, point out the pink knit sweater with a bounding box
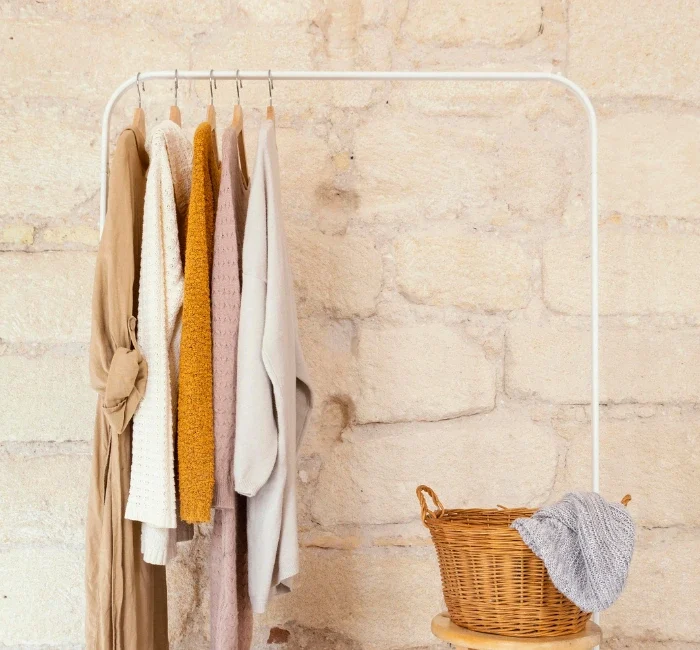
[210,126,252,650]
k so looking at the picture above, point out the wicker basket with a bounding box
[417,485,591,638]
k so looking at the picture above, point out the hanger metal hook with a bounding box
[136,72,144,108]
[236,69,242,105]
[209,69,216,105]
[174,69,179,107]
[268,69,273,107]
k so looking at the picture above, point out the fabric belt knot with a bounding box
[103,316,148,434]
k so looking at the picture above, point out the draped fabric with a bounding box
[86,127,169,650]
[210,126,253,649]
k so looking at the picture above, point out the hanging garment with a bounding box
[234,119,314,614]
[210,126,253,650]
[86,127,169,650]
[125,120,194,564]
[178,122,221,523]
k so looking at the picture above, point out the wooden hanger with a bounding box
[232,70,249,186]
[169,69,181,126]
[132,72,146,136]
[266,69,275,121]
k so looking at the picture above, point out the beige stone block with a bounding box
[0,546,84,645]
[236,0,320,23]
[0,20,188,100]
[276,128,335,220]
[298,398,350,461]
[605,529,700,642]
[42,224,99,247]
[600,113,700,219]
[0,354,94,441]
[356,324,495,423]
[605,640,700,650]
[506,320,588,404]
[563,414,700,527]
[395,234,531,311]
[0,252,94,342]
[506,320,700,404]
[0,108,99,220]
[0,223,34,245]
[402,0,543,48]
[0,453,89,543]
[263,548,444,650]
[191,24,329,119]
[167,531,210,648]
[301,533,361,550]
[388,76,573,119]
[311,407,557,527]
[544,230,700,316]
[298,318,358,407]
[569,0,700,102]
[2,0,112,18]
[361,0,386,27]
[289,227,382,318]
[353,114,570,224]
[323,0,362,61]
[110,0,231,20]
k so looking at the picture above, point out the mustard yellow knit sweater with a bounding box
[178,123,221,523]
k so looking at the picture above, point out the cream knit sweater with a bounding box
[126,121,192,565]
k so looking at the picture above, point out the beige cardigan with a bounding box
[234,120,313,614]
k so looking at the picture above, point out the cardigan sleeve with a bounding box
[233,273,278,497]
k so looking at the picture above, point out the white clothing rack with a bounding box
[99,71,600,629]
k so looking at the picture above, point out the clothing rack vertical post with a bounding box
[99,70,601,633]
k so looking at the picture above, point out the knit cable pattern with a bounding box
[512,492,635,612]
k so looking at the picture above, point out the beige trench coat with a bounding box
[86,127,169,650]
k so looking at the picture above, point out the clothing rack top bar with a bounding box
[99,68,600,500]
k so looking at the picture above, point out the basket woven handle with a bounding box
[416,485,445,525]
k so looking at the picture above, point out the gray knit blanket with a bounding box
[511,492,635,613]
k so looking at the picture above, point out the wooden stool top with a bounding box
[431,614,602,650]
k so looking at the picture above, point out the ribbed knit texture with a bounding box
[126,121,193,565]
[210,126,253,650]
[512,492,635,613]
[177,122,220,523]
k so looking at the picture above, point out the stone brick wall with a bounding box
[1,1,698,648]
